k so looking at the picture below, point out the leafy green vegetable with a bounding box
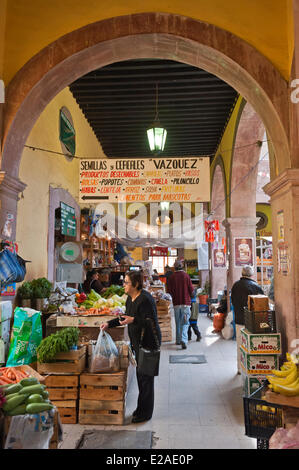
[101,285,124,299]
[37,327,80,363]
[31,278,52,298]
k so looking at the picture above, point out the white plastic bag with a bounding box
[89,330,120,373]
[5,409,57,449]
[225,311,233,325]
[221,324,234,340]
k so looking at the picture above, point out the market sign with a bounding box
[60,202,76,237]
[79,157,210,203]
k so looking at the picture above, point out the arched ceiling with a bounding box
[69,59,239,158]
[2,1,294,84]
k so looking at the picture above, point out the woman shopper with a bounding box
[100,270,161,423]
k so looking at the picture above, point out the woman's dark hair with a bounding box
[125,270,143,290]
[86,269,98,281]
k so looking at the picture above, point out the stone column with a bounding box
[223,217,259,298]
[264,169,299,353]
[210,225,227,298]
[0,173,27,241]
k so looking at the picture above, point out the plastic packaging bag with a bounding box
[4,409,58,449]
[89,330,120,373]
[6,307,42,366]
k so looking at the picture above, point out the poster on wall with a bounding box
[234,237,253,267]
[277,242,290,276]
[1,213,14,239]
[213,248,226,268]
[277,210,284,243]
[79,157,210,203]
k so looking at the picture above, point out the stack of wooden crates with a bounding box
[241,295,281,396]
[38,346,86,424]
[38,342,132,425]
[156,299,172,343]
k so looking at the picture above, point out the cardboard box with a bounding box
[248,295,269,312]
[242,373,267,397]
[240,328,281,354]
[240,347,280,374]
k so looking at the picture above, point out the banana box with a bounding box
[240,347,280,374]
[242,373,267,397]
[240,328,281,354]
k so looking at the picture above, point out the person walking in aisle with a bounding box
[100,270,161,423]
[167,259,194,349]
[188,290,201,342]
[231,265,264,374]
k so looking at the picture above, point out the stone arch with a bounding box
[210,157,227,297]
[1,13,290,180]
[211,155,227,222]
[230,101,266,218]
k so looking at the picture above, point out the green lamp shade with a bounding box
[147,125,167,152]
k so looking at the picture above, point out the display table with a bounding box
[46,314,129,343]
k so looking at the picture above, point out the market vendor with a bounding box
[82,269,107,295]
[98,268,111,288]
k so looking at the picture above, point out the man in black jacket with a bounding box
[231,265,264,374]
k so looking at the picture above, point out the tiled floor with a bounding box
[59,314,256,449]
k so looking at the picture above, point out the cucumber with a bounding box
[26,403,54,414]
[19,384,45,396]
[20,377,39,387]
[27,394,44,404]
[3,394,26,412]
[4,383,22,395]
[5,392,21,401]
[6,404,27,416]
[41,391,49,399]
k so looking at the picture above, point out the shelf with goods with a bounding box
[256,237,273,295]
[82,234,115,271]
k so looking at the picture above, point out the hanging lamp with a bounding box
[147,83,167,154]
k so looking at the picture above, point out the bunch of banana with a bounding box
[268,353,299,397]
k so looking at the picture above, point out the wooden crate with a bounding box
[264,390,299,408]
[52,400,77,424]
[79,369,127,425]
[87,341,130,371]
[37,346,86,375]
[42,375,79,424]
[43,375,79,400]
[79,399,124,425]
[80,370,126,400]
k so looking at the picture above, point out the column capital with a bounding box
[264,169,299,198]
[0,172,27,200]
[222,217,260,230]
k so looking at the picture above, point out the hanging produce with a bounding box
[205,220,219,243]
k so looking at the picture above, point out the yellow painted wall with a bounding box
[16,87,105,279]
[210,95,244,216]
[3,0,294,84]
[0,0,7,78]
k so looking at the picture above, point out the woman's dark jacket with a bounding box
[82,278,104,295]
[107,289,161,357]
[231,277,264,325]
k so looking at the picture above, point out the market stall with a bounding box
[241,294,299,449]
